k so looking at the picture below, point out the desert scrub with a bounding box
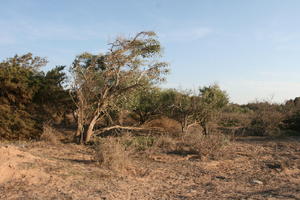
[151,135,177,153]
[93,137,130,172]
[178,133,230,159]
[150,133,230,159]
[122,135,155,151]
[40,124,61,144]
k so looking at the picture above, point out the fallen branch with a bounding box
[94,125,165,137]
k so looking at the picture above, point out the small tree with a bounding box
[71,32,169,144]
[129,86,162,124]
[159,89,194,132]
[194,84,229,135]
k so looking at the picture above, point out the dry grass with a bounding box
[40,124,61,144]
[93,137,131,172]
[176,133,230,159]
[148,132,230,160]
[1,136,300,199]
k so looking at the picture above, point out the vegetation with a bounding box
[1,32,300,200]
[0,31,299,144]
[70,31,169,143]
[0,53,71,140]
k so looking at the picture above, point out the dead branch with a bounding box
[94,125,165,136]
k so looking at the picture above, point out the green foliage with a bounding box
[198,84,229,109]
[71,32,169,143]
[129,86,162,124]
[123,135,155,151]
[159,89,194,132]
[281,97,300,133]
[34,65,74,121]
[0,53,46,139]
[194,84,229,134]
[0,53,71,140]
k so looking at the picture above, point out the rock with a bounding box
[251,179,263,185]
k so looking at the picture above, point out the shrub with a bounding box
[175,133,229,159]
[151,135,177,153]
[122,135,155,151]
[247,105,284,136]
[93,137,130,172]
[40,124,60,144]
[151,132,229,160]
[0,54,71,141]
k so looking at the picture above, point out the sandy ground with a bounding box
[0,137,300,200]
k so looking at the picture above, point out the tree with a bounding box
[0,53,73,140]
[129,86,162,124]
[34,65,74,123]
[159,89,194,132]
[0,53,47,139]
[71,31,169,144]
[193,84,229,135]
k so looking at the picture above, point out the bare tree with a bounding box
[71,32,168,143]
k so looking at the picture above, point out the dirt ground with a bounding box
[0,136,299,200]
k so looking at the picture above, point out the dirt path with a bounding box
[0,137,300,200]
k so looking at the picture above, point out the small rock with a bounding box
[251,179,263,185]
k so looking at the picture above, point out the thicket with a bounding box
[0,53,73,140]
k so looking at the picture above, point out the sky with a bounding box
[1,0,300,104]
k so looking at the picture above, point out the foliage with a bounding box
[128,86,162,124]
[0,53,71,140]
[123,135,155,151]
[0,53,46,139]
[2,33,300,142]
[159,89,194,132]
[244,101,284,136]
[71,31,169,143]
[34,65,74,122]
[193,84,229,134]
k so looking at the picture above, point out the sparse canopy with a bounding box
[71,31,169,143]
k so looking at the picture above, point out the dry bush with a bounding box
[93,137,130,172]
[40,124,61,144]
[121,134,155,152]
[248,109,284,136]
[186,123,203,135]
[219,112,252,128]
[175,133,230,159]
[218,112,253,137]
[143,116,182,136]
[150,132,229,160]
[151,135,177,153]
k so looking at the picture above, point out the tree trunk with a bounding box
[181,116,189,133]
[204,123,209,135]
[200,121,209,135]
[74,114,83,144]
[83,114,99,143]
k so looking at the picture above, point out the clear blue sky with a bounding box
[1,0,300,104]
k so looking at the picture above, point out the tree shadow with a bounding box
[55,157,96,164]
